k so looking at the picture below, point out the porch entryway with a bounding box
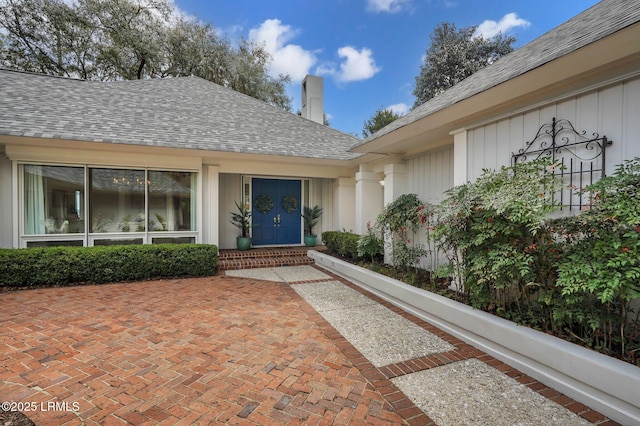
[251,178,302,246]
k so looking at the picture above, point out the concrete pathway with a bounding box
[0,265,616,425]
[227,265,615,426]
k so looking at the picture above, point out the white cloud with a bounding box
[473,13,530,39]
[366,0,409,13]
[248,19,316,83]
[388,103,410,116]
[328,46,381,83]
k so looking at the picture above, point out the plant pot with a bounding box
[304,235,317,247]
[236,237,251,251]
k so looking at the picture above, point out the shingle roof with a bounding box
[0,70,361,161]
[351,0,640,150]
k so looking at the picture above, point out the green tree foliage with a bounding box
[0,0,292,109]
[362,106,401,138]
[413,22,516,108]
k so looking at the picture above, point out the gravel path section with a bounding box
[294,282,455,366]
[227,265,610,425]
[392,358,592,426]
[225,265,332,283]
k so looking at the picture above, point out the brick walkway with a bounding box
[1,275,408,425]
[0,268,618,425]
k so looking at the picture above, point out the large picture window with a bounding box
[148,171,195,231]
[24,165,85,235]
[90,168,146,233]
[22,164,197,246]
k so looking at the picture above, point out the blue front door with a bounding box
[251,178,302,246]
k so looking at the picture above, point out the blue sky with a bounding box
[173,0,600,137]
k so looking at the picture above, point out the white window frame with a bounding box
[18,162,200,248]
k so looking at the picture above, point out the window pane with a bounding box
[90,169,145,233]
[148,171,196,231]
[93,238,143,246]
[27,240,84,248]
[24,165,85,234]
[152,237,195,244]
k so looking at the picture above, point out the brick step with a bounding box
[217,246,326,271]
[218,255,315,271]
[219,246,325,260]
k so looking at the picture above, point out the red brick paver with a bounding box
[1,267,620,426]
[1,276,406,425]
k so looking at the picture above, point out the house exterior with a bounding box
[0,73,361,249]
[1,0,639,251]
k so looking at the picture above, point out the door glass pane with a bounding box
[24,165,85,234]
[90,168,145,233]
[148,171,195,231]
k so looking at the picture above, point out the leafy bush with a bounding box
[555,158,640,355]
[435,158,563,320]
[321,231,341,253]
[0,244,218,289]
[338,233,360,259]
[357,221,384,262]
[376,193,427,269]
[322,230,361,259]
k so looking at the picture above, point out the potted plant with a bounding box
[302,205,323,247]
[230,201,252,250]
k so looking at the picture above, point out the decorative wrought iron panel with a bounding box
[512,117,612,211]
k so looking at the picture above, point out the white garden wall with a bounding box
[310,250,640,425]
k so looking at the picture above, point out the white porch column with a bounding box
[450,128,467,290]
[451,127,468,186]
[334,177,355,232]
[383,163,407,263]
[202,165,219,246]
[355,166,383,234]
[0,153,14,248]
[383,163,406,205]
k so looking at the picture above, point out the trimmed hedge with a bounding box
[0,244,218,289]
[322,231,360,259]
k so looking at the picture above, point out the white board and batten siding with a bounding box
[405,147,454,204]
[467,76,640,182]
[405,147,454,271]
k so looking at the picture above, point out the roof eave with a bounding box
[352,20,640,157]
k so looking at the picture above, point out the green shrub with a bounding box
[322,231,360,259]
[376,193,427,269]
[337,233,360,259]
[555,158,640,356]
[435,158,563,318]
[357,222,384,262]
[321,231,341,253]
[0,244,218,289]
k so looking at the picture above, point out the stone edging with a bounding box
[308,250,640,426]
